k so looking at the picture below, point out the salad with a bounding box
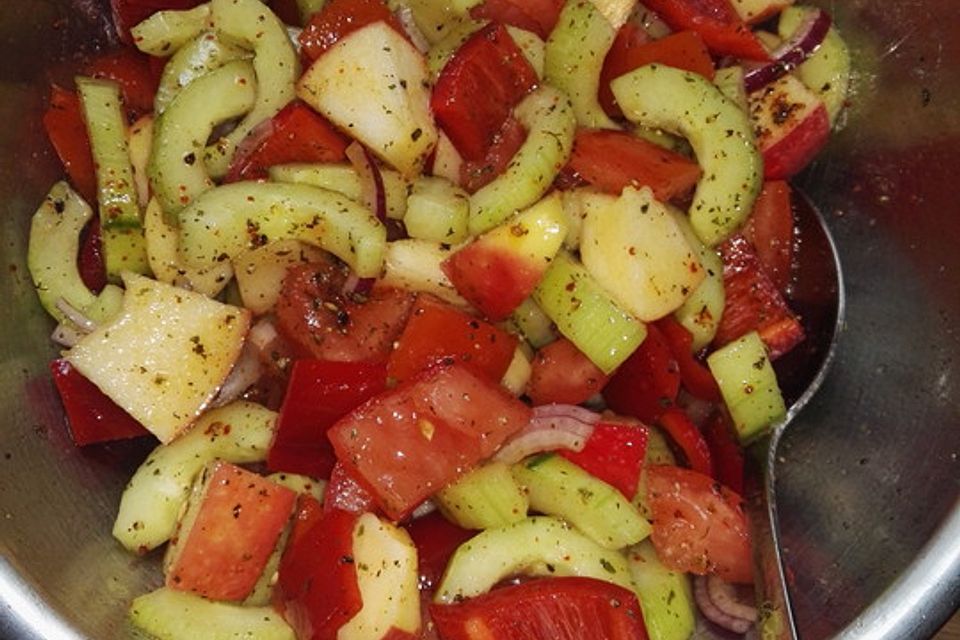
[27,0,851,638]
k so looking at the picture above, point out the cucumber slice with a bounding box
[511,297,558,349]
[511,454,650,549]
[611,64,763,247]
[435,462,529,529]
[707,330,786,442]
[404,175,470,244]
[435,516,634,603]
[154,32,250,115]
[130,4,212,57]
[268,162,410,220]
[670,204,725,351]
[176,182,386,278]
[128,587,295,640]
[626,540,696,640]
[149,60,257,219]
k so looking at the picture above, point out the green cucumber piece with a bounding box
[434,515,634,603]
[512,454,651,549]
[714,65,748,111]
[544,0,618,129]
[707,331,786,442]
[397,0,480,45]
[154,31,250,114]
[511,297,558,349]
[268,162,410,220]
[505,26,545,79]
[131,4,212,57]
[295,0,326,23]
[633,426,676,520]
[468,85,576,235]
[611,64,763,247]
[626,540,696,640]
[532,251,646,374]
[129,587,295,640]
[435,462,528,529]
[779,7,851,124]
[266,472,326,501]
[149,60,257,219]
[112,401,277,554]
[426,19,485,80]
[670,204,725,351]
[176,182,386,278]
[404,175,470,244]
[203,0,299,178]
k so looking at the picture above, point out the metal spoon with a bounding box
[743,188,846,640]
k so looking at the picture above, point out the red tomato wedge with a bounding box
[714,234,804,359]
[323,461,378,515]
[267,359,388,477]
[469,0,565,40]
[431,577,649,640]
[165,461,297,601]
[387,294,518,384]
[561,129,702,203]
[83,46,160,119]
[559,422,648,500]
[275,262,416,362]
[225,101,348,182]
[43,85,97,204]
[110,0,205,44]
[460,116,527,193]
[640,0,769,61]
[404,511,475,592]
[432,22,538,162]
[299,0,407,63]
[656,408,713,477]
[49,359,150,446]
[278,506,363,639]
[646,465,753,584]
[78,221,107,295]
[603,323,681,423]
[655,317,722,402]
[742,180,795,294]
[600,29,715,118]
[328,363,532,520]
[525,338,610,406]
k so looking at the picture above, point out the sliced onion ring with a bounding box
[345,141,388,223]
[742,8,832,93]
[494,404,600,464]
[707,575,759,624]
[693,575,756,635]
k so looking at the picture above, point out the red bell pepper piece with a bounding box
[656,407,713,477]
[225,101,349,182]
[83,46,161,120]
[78,221,107,294]
[110,0,206,45]
[559,422,649,500]
[460,116,527,193]
[432,22,538,162]
[655,317,722,402]
[703,411,745,494]
[742,180,795,294]
[640,0,769,61]
[323,461,378,515]
[267,359,388,478]
[404,511,475,591]
[714,234,805,359]
[600,28,714,118]
[469,0,565,40]
[560,128,703,203]
[299,0,407,63]
[603,323,681,423]
[43,86,97,204]
[49,359,151,446]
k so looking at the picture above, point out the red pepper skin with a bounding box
[404,511,475,591]
[267,359,387,478]
[82,46,160,120]
[702,411,745,494]
[78,221,107,295]
[656,407,714,477]
[655,317,722,402]
[742,180,795,294]
[603,323,681,423]
[559,422,649,500]
[43,86,97,204]
[469,0,565,40]
[459,116,527,193]
[49,359,150,446]
[640,0,769,61]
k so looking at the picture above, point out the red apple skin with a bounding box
[442,240,545,321]
[761,103,830,180]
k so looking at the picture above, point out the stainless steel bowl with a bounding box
[1,1,958,638]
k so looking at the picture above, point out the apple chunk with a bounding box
[65,273,251,442]
[297,22,438,177]
[749,74,830,180]
[731,0,794,24]
[580,186,704,322]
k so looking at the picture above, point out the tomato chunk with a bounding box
[603,323,681,423]
[78,221,107,294]
[640,0,769,61]
[655,317,722,402]
[646,465,753,584]
[83,46,160,119]
[432,23,538,162]
[742,180,795,294]
[561,129,702,202]
[559,421,648,500]
[165,461,297,601]
[600,29,714,117]
[387,294,518,384]
[469,0,565,40]
[525,338,610,406]
[267,359,388,477]
[299,0,407,62]
[275,262,416,362]
[323,461,378,515]
[329,364,532,520]
[110,0,206,44]
[278,506,362,639]
[431,577,649,640]
[43,86,97,204]
[49,359,150,446]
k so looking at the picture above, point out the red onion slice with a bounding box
[742,9,832,93]
[345,141,388,223]
[707,575,759,624]
[693,575,756,635]
[494,404,600,464]
[393,5,431,53]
